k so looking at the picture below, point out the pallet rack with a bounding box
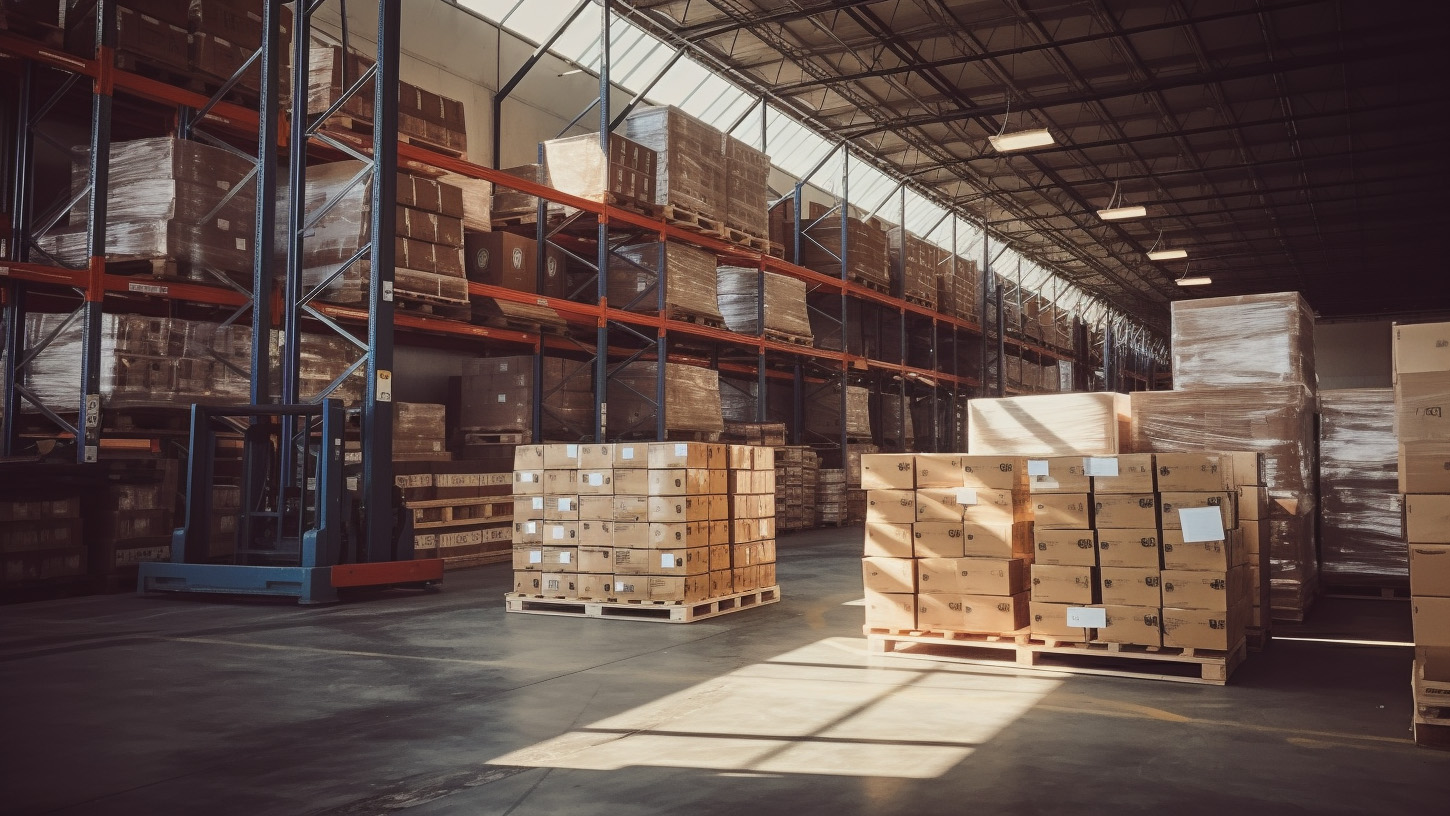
[1,0,1163,493]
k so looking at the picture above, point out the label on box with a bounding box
[519,472,536,482]
[523,522,537,534]
[1027,460,1049,476]
[532,497,544,510]
[955,488,978,505]
[622,448,635,460]
[566,444,578,458]
[662,554,678,568]
[496,393,507,403]
[529,550,542,563]
[1066,607,1106,628]
[676,444,688,456]
[1179,507,1225,542]
[1084,457,1118,477]
[551,526,565,540]
[559,552,571,564]
[588,473,604,486]
[558,498,574,511]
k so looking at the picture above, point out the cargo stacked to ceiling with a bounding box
[1394,322,1450,747]
[1130,292,1318,623]
[1318,388,1405,591]
[508,442,778,615]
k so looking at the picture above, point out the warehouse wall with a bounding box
[1315,320,1392,389]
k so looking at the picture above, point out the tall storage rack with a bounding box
[1,0,1160,509]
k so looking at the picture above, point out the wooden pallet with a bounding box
[438,544,510,571]
[658,309,727,330]
[849,274,892,294]
[903,294,937,310]
[396,297,471,321]
[1323,585,1411,601]
[504,585,780,623]
[659,204,726,238]
[319,117,465,158]
[865,628,1247,685]
[460,431,529,445]
[408,495,513,528]
[764,330,813,347]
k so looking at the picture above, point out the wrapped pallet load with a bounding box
[459,356,595,439]
[968,392,1130,456]
[887,228,938,309]
[606,362,724,437]
[1171,292,1317,392]
[623,106,727,222]
[723,136,771,241]
[1317,389,1405,589]
[715,266,813,342]
[607,241,722,323]
[806,384,873,441]
[542,132,657,213]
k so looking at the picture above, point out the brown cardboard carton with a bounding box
[917,591,1029,633]
[1160,566,1248,611]
[960,488,1026,526]
[543,522,579,545]
[577,444,615,470]
[613,468,650,495]
[1395,372,1450,443]
[611,547,654,575]
[731,540,775,567]
[578,545,612,573]
[544,494,580,521]
[708,543,732,572]
[1155,454,1233,492]
[1030,601,1093,641]
[709,569,733,598]
[577,572,611,599]
[513,469,544,495]
[650,547,709,576]
[916,557,1026,596]
[647,469,689,496]
[513,496,546,521]
[1162,528,1247,571]
[1161,602,1247,650]
[612,522,649,548]
[864,589,916,630]
[960,456,1028,489]
[1091,454,1156,494]
[539,572,578,598]
[916,488,966,522]
[1093,493,1158,529]
[864,522,914,557]
[1095,528,1161,569]
[650,575,709,602]
[1095,605,1162,647]
[1222,452,1262,487]
[541,546,578,571]
[1098,567,1162,607]
[1159,491,1236,530]
[576,496,612,521]
[705,444,729,470]
[1406,494,1450,543]
[513,571,541,594]
[1393,321,1450,376]
[1033,528,1097,567]
[1399,443,1450,493]
[1238,486,1267,521]
[610,574,650,600]
[513,519,543,544]
[694,469,717,495]
[512,545,544,570]
[1027,457,1090,494]
[967,393,1129,456]
[759,562,777,587]
[577,469,614,496]
[1032,493,1092,529]
[911,522,964,558]
[513,444,545,469]
[647,496,689,523]
[733,565,759,592]
[1410,545,1450,597]
[863,556,916,594]
[914,454,965,488]
[1413,596,1450,647]
[543,443,582,469]
[647,442,710,469]
[866,490,917,523]
[708,520,731,547]
[862,454,915,489]
[728,445,754,470]
[613,443,649,468]
[647,521,708,549]
[961,522,1034,558]
[1031,564,1096,604]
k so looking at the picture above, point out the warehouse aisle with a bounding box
[0,529,1444,816]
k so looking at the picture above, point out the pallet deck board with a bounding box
[505,585,781,623]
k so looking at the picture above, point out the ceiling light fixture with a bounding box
[1146,229,1187,260]
[1097,181,1146,220]
[1175,262,1211,287]
[988,98,1054,152]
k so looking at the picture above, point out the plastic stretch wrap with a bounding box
[606,362,724,435]
[1171,292,1317,392]
[795,202,890,289]
[718,379,792,426]
[724,136,770,238]
[459,355,594,438]
[491,164,549,217]
[394,403,447,456]
[968,392,1129,455]
[716,266,813,340]
[1318,388,1406,586]
[806,384,872,439]
[543,132,657,211]
[880,394,915,447]
[936,256,979,322]
[623,106,727,220]
[887,228,937,308]
[308,46,467,154]
[438,173,492,233]
[1129,385,1319,613]
[607,241,722,320]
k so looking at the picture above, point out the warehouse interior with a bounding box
[2,1,1450,813]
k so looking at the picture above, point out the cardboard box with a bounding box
[1395,372,1450,443]
[512,545,544,571]
[577,545,612,573]
[1394,321,1450,376]
[576,572,610,599]
[513,571,541,593]
[539,572,578,597]
[647,469,689,496]
[647,496,689,523]
[612,522,649,548]
[861,454,915,489]
[733,565,759,593]
[610,574,650,601]
[961,522,1033,558]
[543,443,582,469]
[916,557,1026,596]
[540,546,578,571]
[1162,528,1246,571]
[864,589,916,630]
[1410,545,1450,597]
[513,519,543,544]
[513,470,544,495]
[576,470,613,496]
[647,521,707,549]
[1031,564,1096,604]
[911,522,964,558]
[543,522,579,544]
[649,547,709,576]
[732,540,774,567]
[578,443,615,470]
[727,445,754,470]
[864,522,914,557]
[708,543,732,572]
[1032,493,1092,529]
[1033,528,1097,567]
[1222,452,1262,487]
[1406,494,1450,543]
[1399,443,1450,493]
[866,489,917,523]
[1154,453,1233,492]
[915,488,966,522]
[1030,601,1093,641]
[709,569,733,598]
[648,442,709,469]
[1095,528,1161,569]
[1159,491,1236,530]
[613,443,648,467]
[914,454,964,488]
[1098,567,1162,607]
[1414,596,1450,648]
[1093,494,1158,529]
[1095,605,1162,647]
[1091,454,1156,493]
[960,488,1027,526]
[1237,486,1267,521]
[863,556,916,594]
[960,456,1028,490]
[575,496,611,521]
[1161,566,1248,611]
[513,444,545,469]
[967,393,1129,456]
[916,591,1030,633]
[544,494,579,521]
[513,496,545,521]
[1161,602,1246,650]
[1027,456,1091,493]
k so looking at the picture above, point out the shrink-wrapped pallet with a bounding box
[723,135,770,239]
[1318,388,1405,587]
[887,228,937,308]
[606,362,724,435]
[880,394,915,449]
[308,46,467,154]
[459,355,593,438]
[542,132,657,212]
[394,402,448,458]
[936,256,980,322]
[623,106,727,221]
[968,392,1129,455]
[1129,385,1318,618]
[1171,292,1316,392]
[607,241,722,321]
[806,384,872,439]
[491,164,550,219]
[716,266,813,341]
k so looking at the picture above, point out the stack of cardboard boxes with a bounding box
[773,447,818,531]
[1027,453,1256,651]
[861,454,1034,634]
[510,442,776,604]
[1394,322,1450,731]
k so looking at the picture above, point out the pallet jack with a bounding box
[137,401,442,604]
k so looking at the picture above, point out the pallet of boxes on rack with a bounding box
[506,442,781,623]
[773,447,818,532]
[1394,321,1450,749]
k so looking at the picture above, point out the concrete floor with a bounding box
[1,528,1446,816]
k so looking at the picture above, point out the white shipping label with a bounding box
[529,551,542,563]
[1027,460,1049,476]
[519,472,536,482]
[524,522,537,534]
[496,393,507,403]
[216,218,230,231]
[559,552,572,564]
[1066,607,1106,628]
[615,582,628,592]
[531,497,544,510]
[565,444,579,458]
[558,498,574,511]
[551,526,565,540]
[588,473,604,486]
[499,362,509,371]
[235,238,247,251]
[662,554,677,568]
[1179,506,1226,543]
[955,488,978,505]
[675,444,688,457]
[621,447,635,460]
[1084,457,1119,477]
